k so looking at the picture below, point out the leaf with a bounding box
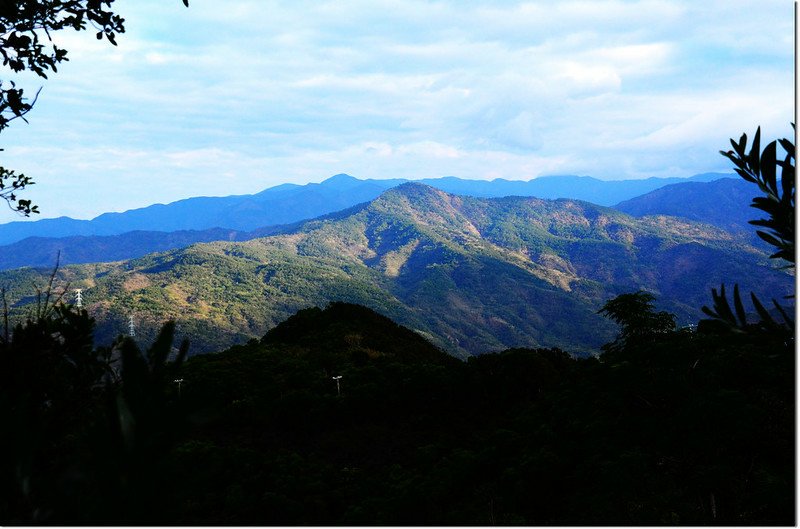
[175,338,190,369]
[750,292,776,325]
[147,320,176,378]
[748,127,761,177]
[772,300,794,327]
[732,284,747,327]
[735,132,747,154]
[702,285,737,325]
[779,138,794,158]
[760,140,777,196]
[780,154,794,203]
[756,230,784,247]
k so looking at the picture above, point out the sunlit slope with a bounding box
[3,183,790,358]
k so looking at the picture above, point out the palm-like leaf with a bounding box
[705,125,794,336]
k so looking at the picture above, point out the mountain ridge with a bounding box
[0,172,732,248]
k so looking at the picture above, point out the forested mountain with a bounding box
[0,172,729,247]
[615,177,758,236]
[1,183,789,358]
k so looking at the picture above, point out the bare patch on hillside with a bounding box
[122,273,151,292]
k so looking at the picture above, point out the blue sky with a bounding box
[0,0,794,220]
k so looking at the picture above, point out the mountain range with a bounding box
[0,172,734,270]
[0,172,729,244]
[2,183,789,358]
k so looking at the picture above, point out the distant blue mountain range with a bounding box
[0,172,730,246]
[0,173,754,270]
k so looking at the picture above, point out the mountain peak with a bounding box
[320,173,360,187]
[390,181,442,194]
[374,181,448,204]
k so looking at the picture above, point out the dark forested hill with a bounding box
[160,304,791,525]
[0,183,788,357]
[260,302,455,366]
[0,172,729,248]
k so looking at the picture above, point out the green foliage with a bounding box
[0,286,104,522]
[261,302,452,365]
[143,304,791,524]
[701,283,793,336]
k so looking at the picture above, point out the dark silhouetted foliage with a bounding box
[703,127,795,335]
[719,126,794,265]
[0,273,188,523]
[598,290,676,353]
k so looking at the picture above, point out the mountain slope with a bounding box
[1,183,788,358]
[614,178,757,235]
[0,172,731,247]
[0,223,303,270]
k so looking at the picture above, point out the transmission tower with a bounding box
[128,315,136,337]
[74,288,83,308]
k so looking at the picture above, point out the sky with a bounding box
[0,0,794,220]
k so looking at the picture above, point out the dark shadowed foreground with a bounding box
[0,300,793,525]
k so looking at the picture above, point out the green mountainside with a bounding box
[1,183,791,357]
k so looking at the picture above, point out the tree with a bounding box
[0,0,188,215]
[598,290,676,352]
